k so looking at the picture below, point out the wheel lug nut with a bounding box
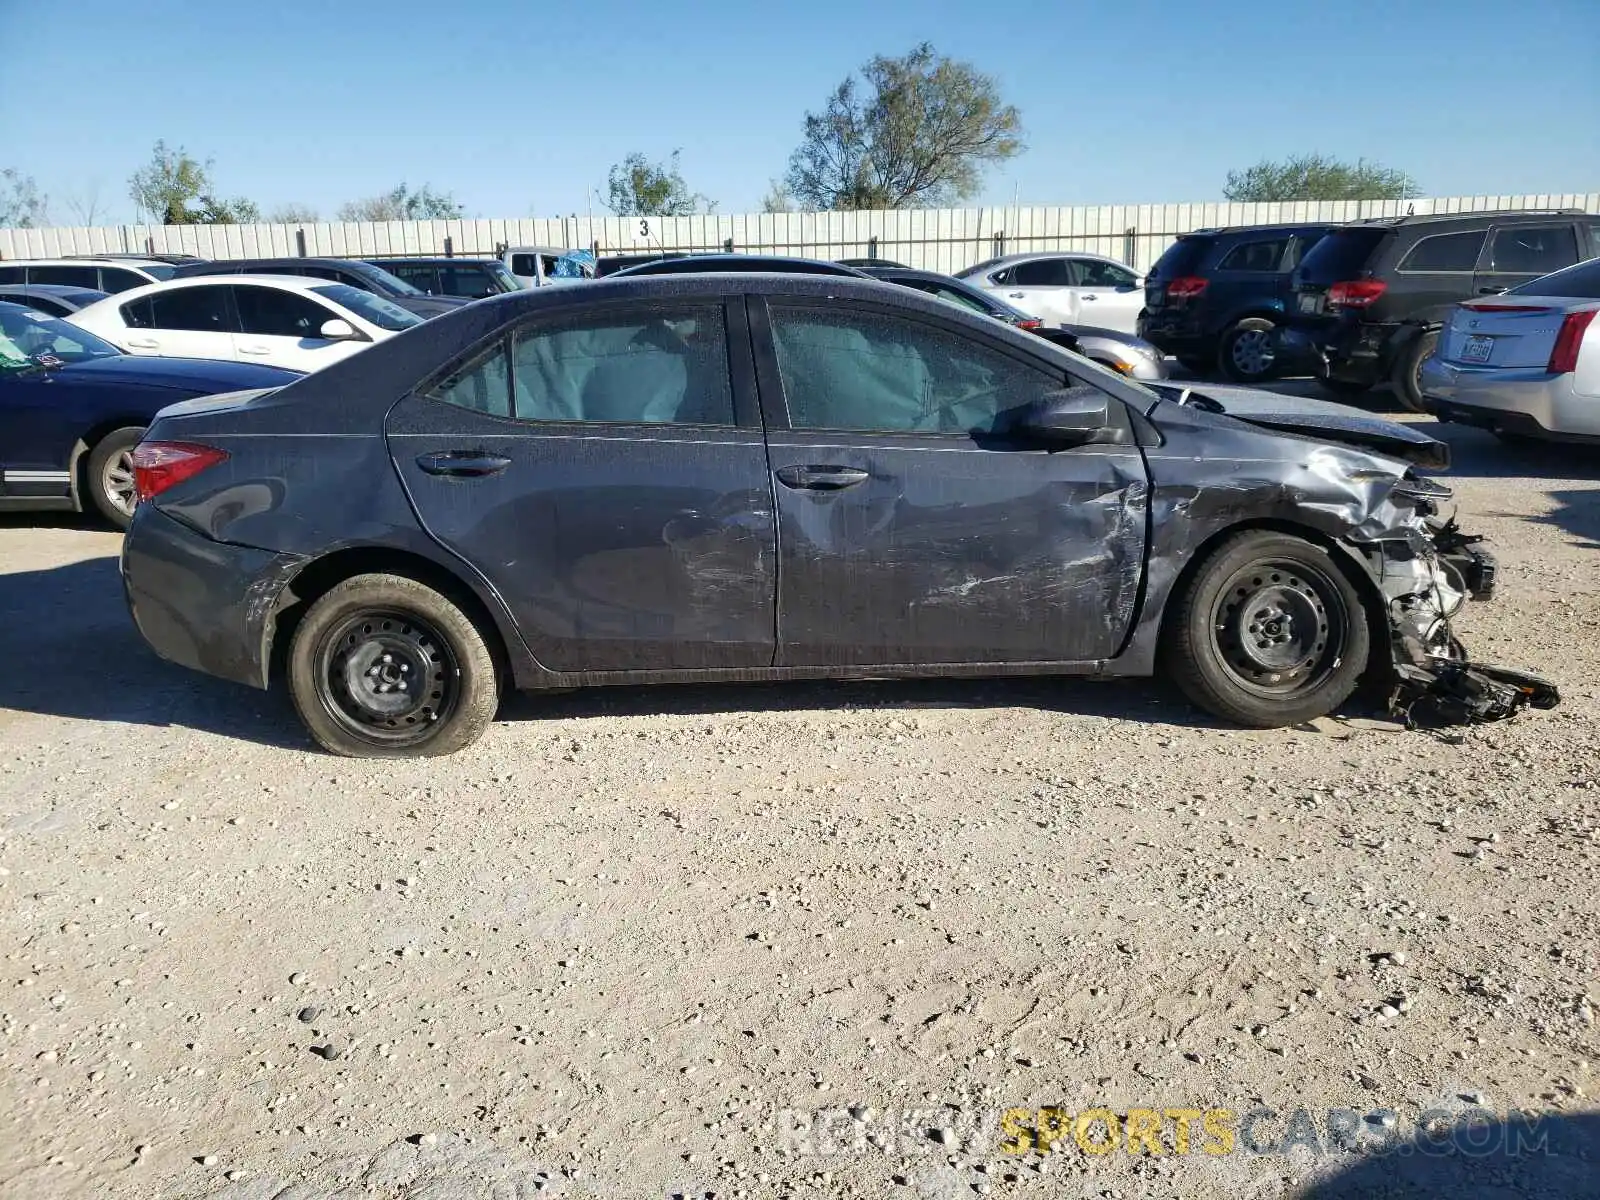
[381,653,393,664]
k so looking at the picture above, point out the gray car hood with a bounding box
[1147,382,1450,470]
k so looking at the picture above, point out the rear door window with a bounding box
[141,286,237,332]
[0,266,24,284]
[1397,231,1486,273]
[29,265,100,288]
[1012,259,1072,287]
[98,267,153,293]
[1487,225,1580,275]
[1217,238,1288,273]
[385,263,439,293]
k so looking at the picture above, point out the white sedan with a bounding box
[954,252,1145,334]
[66,274,422,372]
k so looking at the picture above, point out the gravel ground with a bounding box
[2,413,1597,1200]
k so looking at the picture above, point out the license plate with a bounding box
[1461,334,1494,364]
[1297,293,1323,315]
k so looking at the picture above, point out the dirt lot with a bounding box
[2,415,1598,1200]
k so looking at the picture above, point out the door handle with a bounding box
[1477,286,1507,295]
[124,338,158,350]
[775,464,870,491]
[416,451,512,478]
[238,344,272,356]
[1007,292,1026,299]
[1081,294,1098,300]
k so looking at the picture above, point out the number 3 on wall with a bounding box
[632,217,654,244]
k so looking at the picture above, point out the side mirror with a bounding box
[1016,388,1124,449]
[319,318,358,341]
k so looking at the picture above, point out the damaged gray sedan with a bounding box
[118,274,1558,757]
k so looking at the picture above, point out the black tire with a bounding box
[1217,317,1280,383]
[1161,530,1371,728]
[1392,329,1439,414]
[287,573,500,758]
[1316,376,1373,400]
[85,426,145,530]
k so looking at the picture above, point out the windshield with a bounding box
[350,262,425,296]
[1507,256,1600,299]
[1296,227,1390,285]
[485,261,522,292]
[310,284,423,332]
[0,304,123,368]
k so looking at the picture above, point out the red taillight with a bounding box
[1461,302,1552,313]
[1328,280,1387,308]
[130,441,229,504]
[1166,276,1208,300]
[1017,318,1043,330]
[1547,309,1598,374]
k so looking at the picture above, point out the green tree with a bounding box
[337,184,463,221]
[0,169,48,227]
[784,43,1023,211]
[1223,154,1419,202]
[604,151,710,217]
[128,141,259,224]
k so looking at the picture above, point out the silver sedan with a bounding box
[1422,257,1600,443]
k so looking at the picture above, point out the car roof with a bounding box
[959,251,1135,274]
[366,257,498,266]
[0,257,166,270]
[1338,208,1585,230]
[0,283,109,300]
[610,254,871,277]
[1181,222,1337,237]
[171,257,379,274]
[101,274,352,302]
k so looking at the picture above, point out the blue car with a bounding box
[0,301,302,528]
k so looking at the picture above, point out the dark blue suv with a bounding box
[1138,223,1334,382]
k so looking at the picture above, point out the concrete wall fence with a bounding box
[3,193,1596,276]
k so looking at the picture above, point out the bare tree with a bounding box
[267,203,321,224]
[784,43,1024,211]
[63,183,107,226]
[337,184,462,221]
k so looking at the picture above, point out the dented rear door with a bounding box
[754,297,1149,667]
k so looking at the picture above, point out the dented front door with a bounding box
[755,298,1150,667]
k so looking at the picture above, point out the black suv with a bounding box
[1139,223,1335,382]
[365,257,522,299]
[1285,209,1600,410]
[169,257,468,319]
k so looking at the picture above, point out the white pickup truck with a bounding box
[503,246,594,288]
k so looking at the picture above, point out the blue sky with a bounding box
[3,0,1596,224]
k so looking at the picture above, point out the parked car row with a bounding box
[1138,208,1600,413]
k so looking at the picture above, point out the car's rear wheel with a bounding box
[1217,317,1280,383]
[1393,329,1439,413]
[287,574,500,758]
[1162,530,1371,727]
[85,426,145,530]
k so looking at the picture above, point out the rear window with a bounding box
[1149,236,1213,279]
[1506,256,1600,299]
[1487,224,1580,275]
[1296,227,1390,284]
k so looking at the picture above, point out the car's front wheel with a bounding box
[287,573,501,757]
[85,426,145,529]
[1162,530,1371,727]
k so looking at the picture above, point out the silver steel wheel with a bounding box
[101,449,137,517]
[1229,328,1275,377]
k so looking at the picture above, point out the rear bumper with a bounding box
[1136,312,1212,358]
[121,505,305,690]
[1278,317,1406,384]
[1421,361,1600,441]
